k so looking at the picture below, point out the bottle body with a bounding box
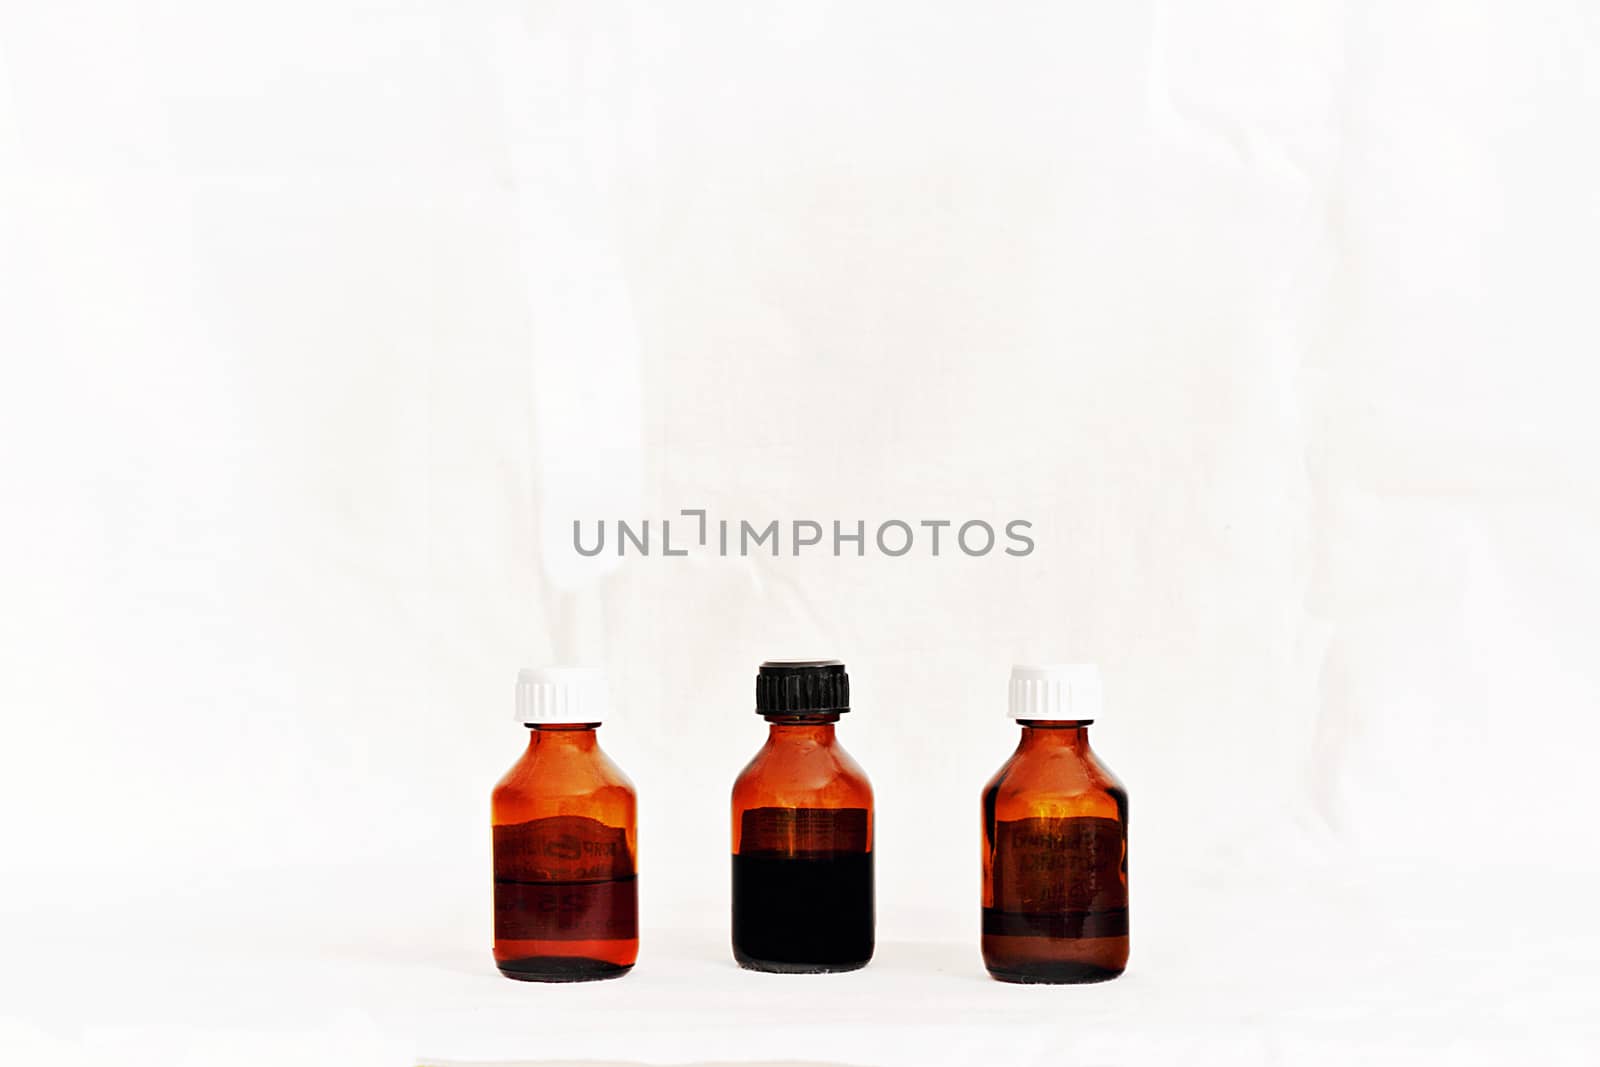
[731,717,875,972]
[981,721,1128,983]
[492,724,638,981]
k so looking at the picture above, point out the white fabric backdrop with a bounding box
[1,1,1595,1063]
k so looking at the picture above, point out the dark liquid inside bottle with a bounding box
[494,866,639,982]
[981,889,1128,984]
[731,849,874,972]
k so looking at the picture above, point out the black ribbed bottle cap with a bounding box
[755,660,850,716]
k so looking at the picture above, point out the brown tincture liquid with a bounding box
[492,719,637,982]
[731,660,874,972]
[982,718,1128,983]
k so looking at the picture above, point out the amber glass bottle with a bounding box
[731,660,874,972]
[492,667,638,982]
[981,665,1128,984]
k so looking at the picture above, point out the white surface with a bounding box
[3,865,1594,1066]
[1,0,1598,1063]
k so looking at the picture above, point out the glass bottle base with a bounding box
[981,928,1128,985]
[733,949,871,974]
[985,961,1124,984]
[496,956,634,983]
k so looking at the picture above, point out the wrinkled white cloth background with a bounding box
[1,2,1595,1064]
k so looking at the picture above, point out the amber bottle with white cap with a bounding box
[980,664,1128,983]
[491,667,638,982]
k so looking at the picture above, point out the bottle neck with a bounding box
[1016,719,1092,753]
[526,722,600,752]
[763,715,839,743]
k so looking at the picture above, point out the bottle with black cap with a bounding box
[730,659,875,972]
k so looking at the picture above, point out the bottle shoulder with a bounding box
[984,744,1125,807]
[732,734,872,806]
[493,743,636,802]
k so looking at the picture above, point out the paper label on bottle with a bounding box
[494,815,633,882]
[738,806,869,856]
[988,815,1127,938]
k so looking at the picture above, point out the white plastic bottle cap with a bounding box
[1009,664,1103,721]
[515,666,610,724]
